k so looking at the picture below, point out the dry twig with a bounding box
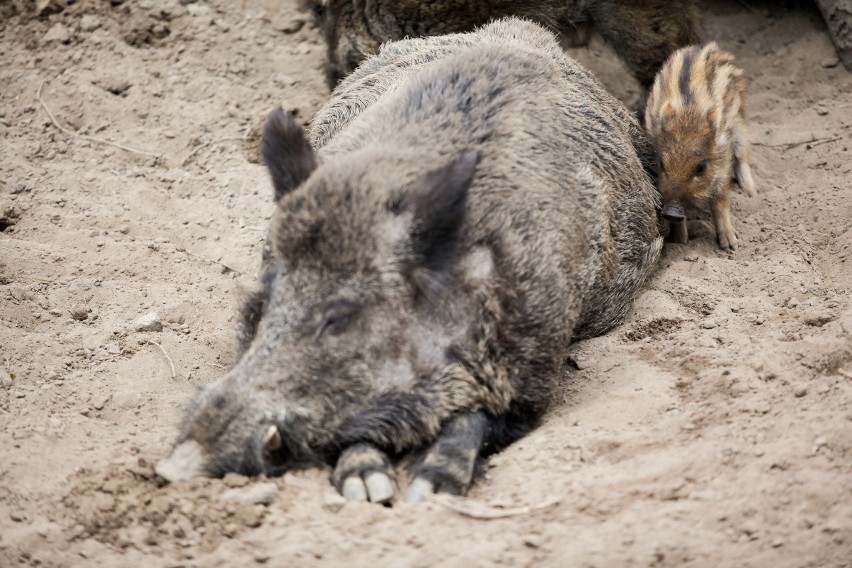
[753,135,844,152]
[838,369,852,380]
[147,340,177,379]
[37,79,161,159]
[183,248,242,275]
[430,495,560,520]
[181,128,252,165]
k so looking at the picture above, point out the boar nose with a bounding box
[661,202,685,223]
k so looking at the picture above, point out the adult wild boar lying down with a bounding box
[157,18,662,504]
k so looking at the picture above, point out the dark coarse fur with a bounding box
[302,0,702,89]
[157,19,662,500]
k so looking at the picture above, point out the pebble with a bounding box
[186,3,211,17]
[42,23,71,44]
[92,394,111,410]
[70,305,89,321]
[322,492,347,513]
[134,312,163,332]
[771,538,785,548]
[274,17,306,34]
[701,319,717,330]
[221,482,277,506]
[222,473,250,488]
[80,15,101,32]
[10,512,28,523]
[793,385,808,398]
[755,314,766,325]
[821,56,839,68]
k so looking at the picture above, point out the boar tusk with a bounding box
[263,424,283,452]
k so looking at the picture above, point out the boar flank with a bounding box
[157,18,662,504]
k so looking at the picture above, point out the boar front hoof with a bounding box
[403,477,437,503]
[332,444,395,504]
[341,471,395,504]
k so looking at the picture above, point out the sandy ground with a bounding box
[1,0,851,566]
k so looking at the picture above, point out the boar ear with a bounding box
[262,107,318,201]
[393,150,480,272]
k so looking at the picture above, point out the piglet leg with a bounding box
[711,182,738,251]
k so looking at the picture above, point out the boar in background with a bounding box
[304,0,702,89]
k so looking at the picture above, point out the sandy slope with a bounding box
[1,1,850,566]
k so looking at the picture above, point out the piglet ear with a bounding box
[262,107,318,201]
[395,150,480,272]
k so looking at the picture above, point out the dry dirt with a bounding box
[1,1,851,566]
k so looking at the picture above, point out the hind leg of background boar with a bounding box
[332,444,395,504]
[403,411,489,503]
[590,1,701,90]
[711,182,738,251]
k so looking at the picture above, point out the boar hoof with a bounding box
[341,472,395,503]
[364,472,395,503]
[342,476,368,502]
[403,477,436,504]
[333,444,395,504]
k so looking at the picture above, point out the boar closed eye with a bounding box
[694,162,707,177]
[316,301,357,340]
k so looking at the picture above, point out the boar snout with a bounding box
[661,202,685,222]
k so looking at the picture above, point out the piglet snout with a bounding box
[661,202,685,223]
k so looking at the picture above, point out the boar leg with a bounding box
[331,444,395,504]
[711,182,738,252]
[589,1,702,90]
[403,411,489,503]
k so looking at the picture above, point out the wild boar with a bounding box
[645,41,757,251]
[303,0,702,89]
[156,18,662,504]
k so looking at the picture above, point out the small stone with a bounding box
[254,551,271,564]
[273,17,305,34]
[821,56,839,68]
[92,394,110,410]
[755,314,766,325]
[42,23,71,44]
[80,15,101,32]
[134,312,162,332]
[701,319,717,329]
[10,512,28,523]
[186,3,210,17]
[771,538,784,548]
[221,482,277,506]
[222,473,249,488]
[793,385,808,398]
[70,305,89,321]
[322,492,347,513]
[523,535,544,549]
